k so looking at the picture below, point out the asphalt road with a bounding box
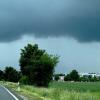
[0,85,20,100]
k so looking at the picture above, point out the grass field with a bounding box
[1,81,100,100]
[50,81,100,92]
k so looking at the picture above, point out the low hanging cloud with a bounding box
[0,0,100,42]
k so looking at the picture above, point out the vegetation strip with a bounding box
[2,81,100,100]
[21,88,52,100]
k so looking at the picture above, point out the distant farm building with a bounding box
[79,72,100,79]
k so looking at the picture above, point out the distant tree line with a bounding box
[54,70,100,82]
[79,75,99,82]
[0,67,99,84]
[0,66,21,82]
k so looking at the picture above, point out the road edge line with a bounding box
[2,86,19,100]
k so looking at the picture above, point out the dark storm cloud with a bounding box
[0,0,100,42]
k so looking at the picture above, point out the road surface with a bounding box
[0,85,20,100]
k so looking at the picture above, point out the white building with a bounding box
[59,75,65,81]
[79,72,100,78]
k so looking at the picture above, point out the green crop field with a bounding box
[1,81,100,100]
[50,81,100,92]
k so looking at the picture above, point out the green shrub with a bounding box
[19,76,29,85]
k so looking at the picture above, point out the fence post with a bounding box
[17,82,20,92]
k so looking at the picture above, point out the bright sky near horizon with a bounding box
[0,0,100,73]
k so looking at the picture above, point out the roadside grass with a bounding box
[0,81,43,100]
[1,81,100,100]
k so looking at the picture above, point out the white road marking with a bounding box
[2,86,19,100]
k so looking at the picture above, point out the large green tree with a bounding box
[19,44,59,86]
[69,70,80,81]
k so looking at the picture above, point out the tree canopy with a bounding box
[69,70,79,81]
[19,44,59,86]
[4,66,20,82]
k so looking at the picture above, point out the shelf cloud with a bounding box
[0,0,100,42]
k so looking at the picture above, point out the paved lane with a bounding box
[0,85,18,100]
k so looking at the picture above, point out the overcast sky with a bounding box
[0,0,100,73]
